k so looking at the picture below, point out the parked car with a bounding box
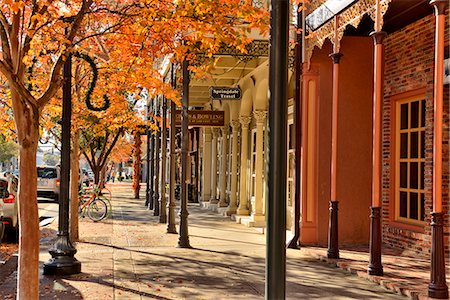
[0,172,18,242]
[37,166,60,202]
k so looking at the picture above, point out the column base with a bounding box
[218,199,227,207]
[236,208,249,215]
[327,201,339,259]
[428,212,449,299]
[226,205,237,216]
[368,206,383,276]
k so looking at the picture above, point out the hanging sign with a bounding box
[210,87,241,100]
[175,110,225,127]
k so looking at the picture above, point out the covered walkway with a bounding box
[0,184,404,299]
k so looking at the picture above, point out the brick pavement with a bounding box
[0,184,405,299]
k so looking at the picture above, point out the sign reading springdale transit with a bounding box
[175,110,225,127]
[210,87,241,100]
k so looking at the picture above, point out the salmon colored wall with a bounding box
[309,36,374,245]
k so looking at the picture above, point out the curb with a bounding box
[308,251,438,300]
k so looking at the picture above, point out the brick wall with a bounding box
[382,10,450,257]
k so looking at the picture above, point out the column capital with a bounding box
[212,128,220,138]
[230,120,241,131]
[369,31,387,45]
[430,0,448,15]
[253,110,267,125]
[239,115,252,129]
[221,126,229,135]
[329,52,343,64]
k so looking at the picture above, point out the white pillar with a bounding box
[201,128,212,202]
[227,120,240,215]
[237,116,252,215]
[218,126,229,207]
[252,110,267,222]
[210,128,219,203]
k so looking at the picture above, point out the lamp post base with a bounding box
[368,206,383,276]
[43,235,81,276]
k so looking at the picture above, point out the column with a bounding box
[368,0,386,276]
[252,110,267,223]
[218,126,229,207]
[153,111,161,217]
[429,0,448,298]
[159,97,167,223]
[237,116,252,215]
[201,128,212,202]
[328,16,343,259]
[227,120,240,215]
[210,128,219,203]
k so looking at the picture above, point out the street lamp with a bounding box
[43,53,81,275]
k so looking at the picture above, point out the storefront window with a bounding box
[396,97,426,224]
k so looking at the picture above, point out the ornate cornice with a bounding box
[305,0,393,66]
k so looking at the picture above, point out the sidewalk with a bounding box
[0,185,404,299]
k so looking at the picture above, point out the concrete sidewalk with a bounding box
[0,185,404,299]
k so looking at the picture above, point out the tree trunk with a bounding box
[93,166,101,185]
[11,91,40,300]
[70,131,80,241]
[132,132,142,199]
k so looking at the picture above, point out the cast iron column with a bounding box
[145,102,151,207]
[266,0,289,298]
[287,1,303,250]
[328,50,343,259]
[178,58,191,248]
[43,54,81,275]
[148,100,155,211]
[153,97,161,216]
[428,0,448,298]
[167,65,177,233]
[368,1,386,275]
[159,97,168,223]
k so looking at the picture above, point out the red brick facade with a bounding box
[382,10,450,257]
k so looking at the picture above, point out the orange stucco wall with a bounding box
[309,36,374,245]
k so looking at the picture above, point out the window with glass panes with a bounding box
[396,97,426,224]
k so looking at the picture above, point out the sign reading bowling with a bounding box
[175,110,225,127]
[210,87,241,100]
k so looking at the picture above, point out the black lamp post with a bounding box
[266,0,289,298]
[43,53,81,275]
[153,96,161,217]
[177,58,191,248]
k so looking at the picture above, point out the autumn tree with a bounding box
[0,1,268,299]
[0,2,141,298]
